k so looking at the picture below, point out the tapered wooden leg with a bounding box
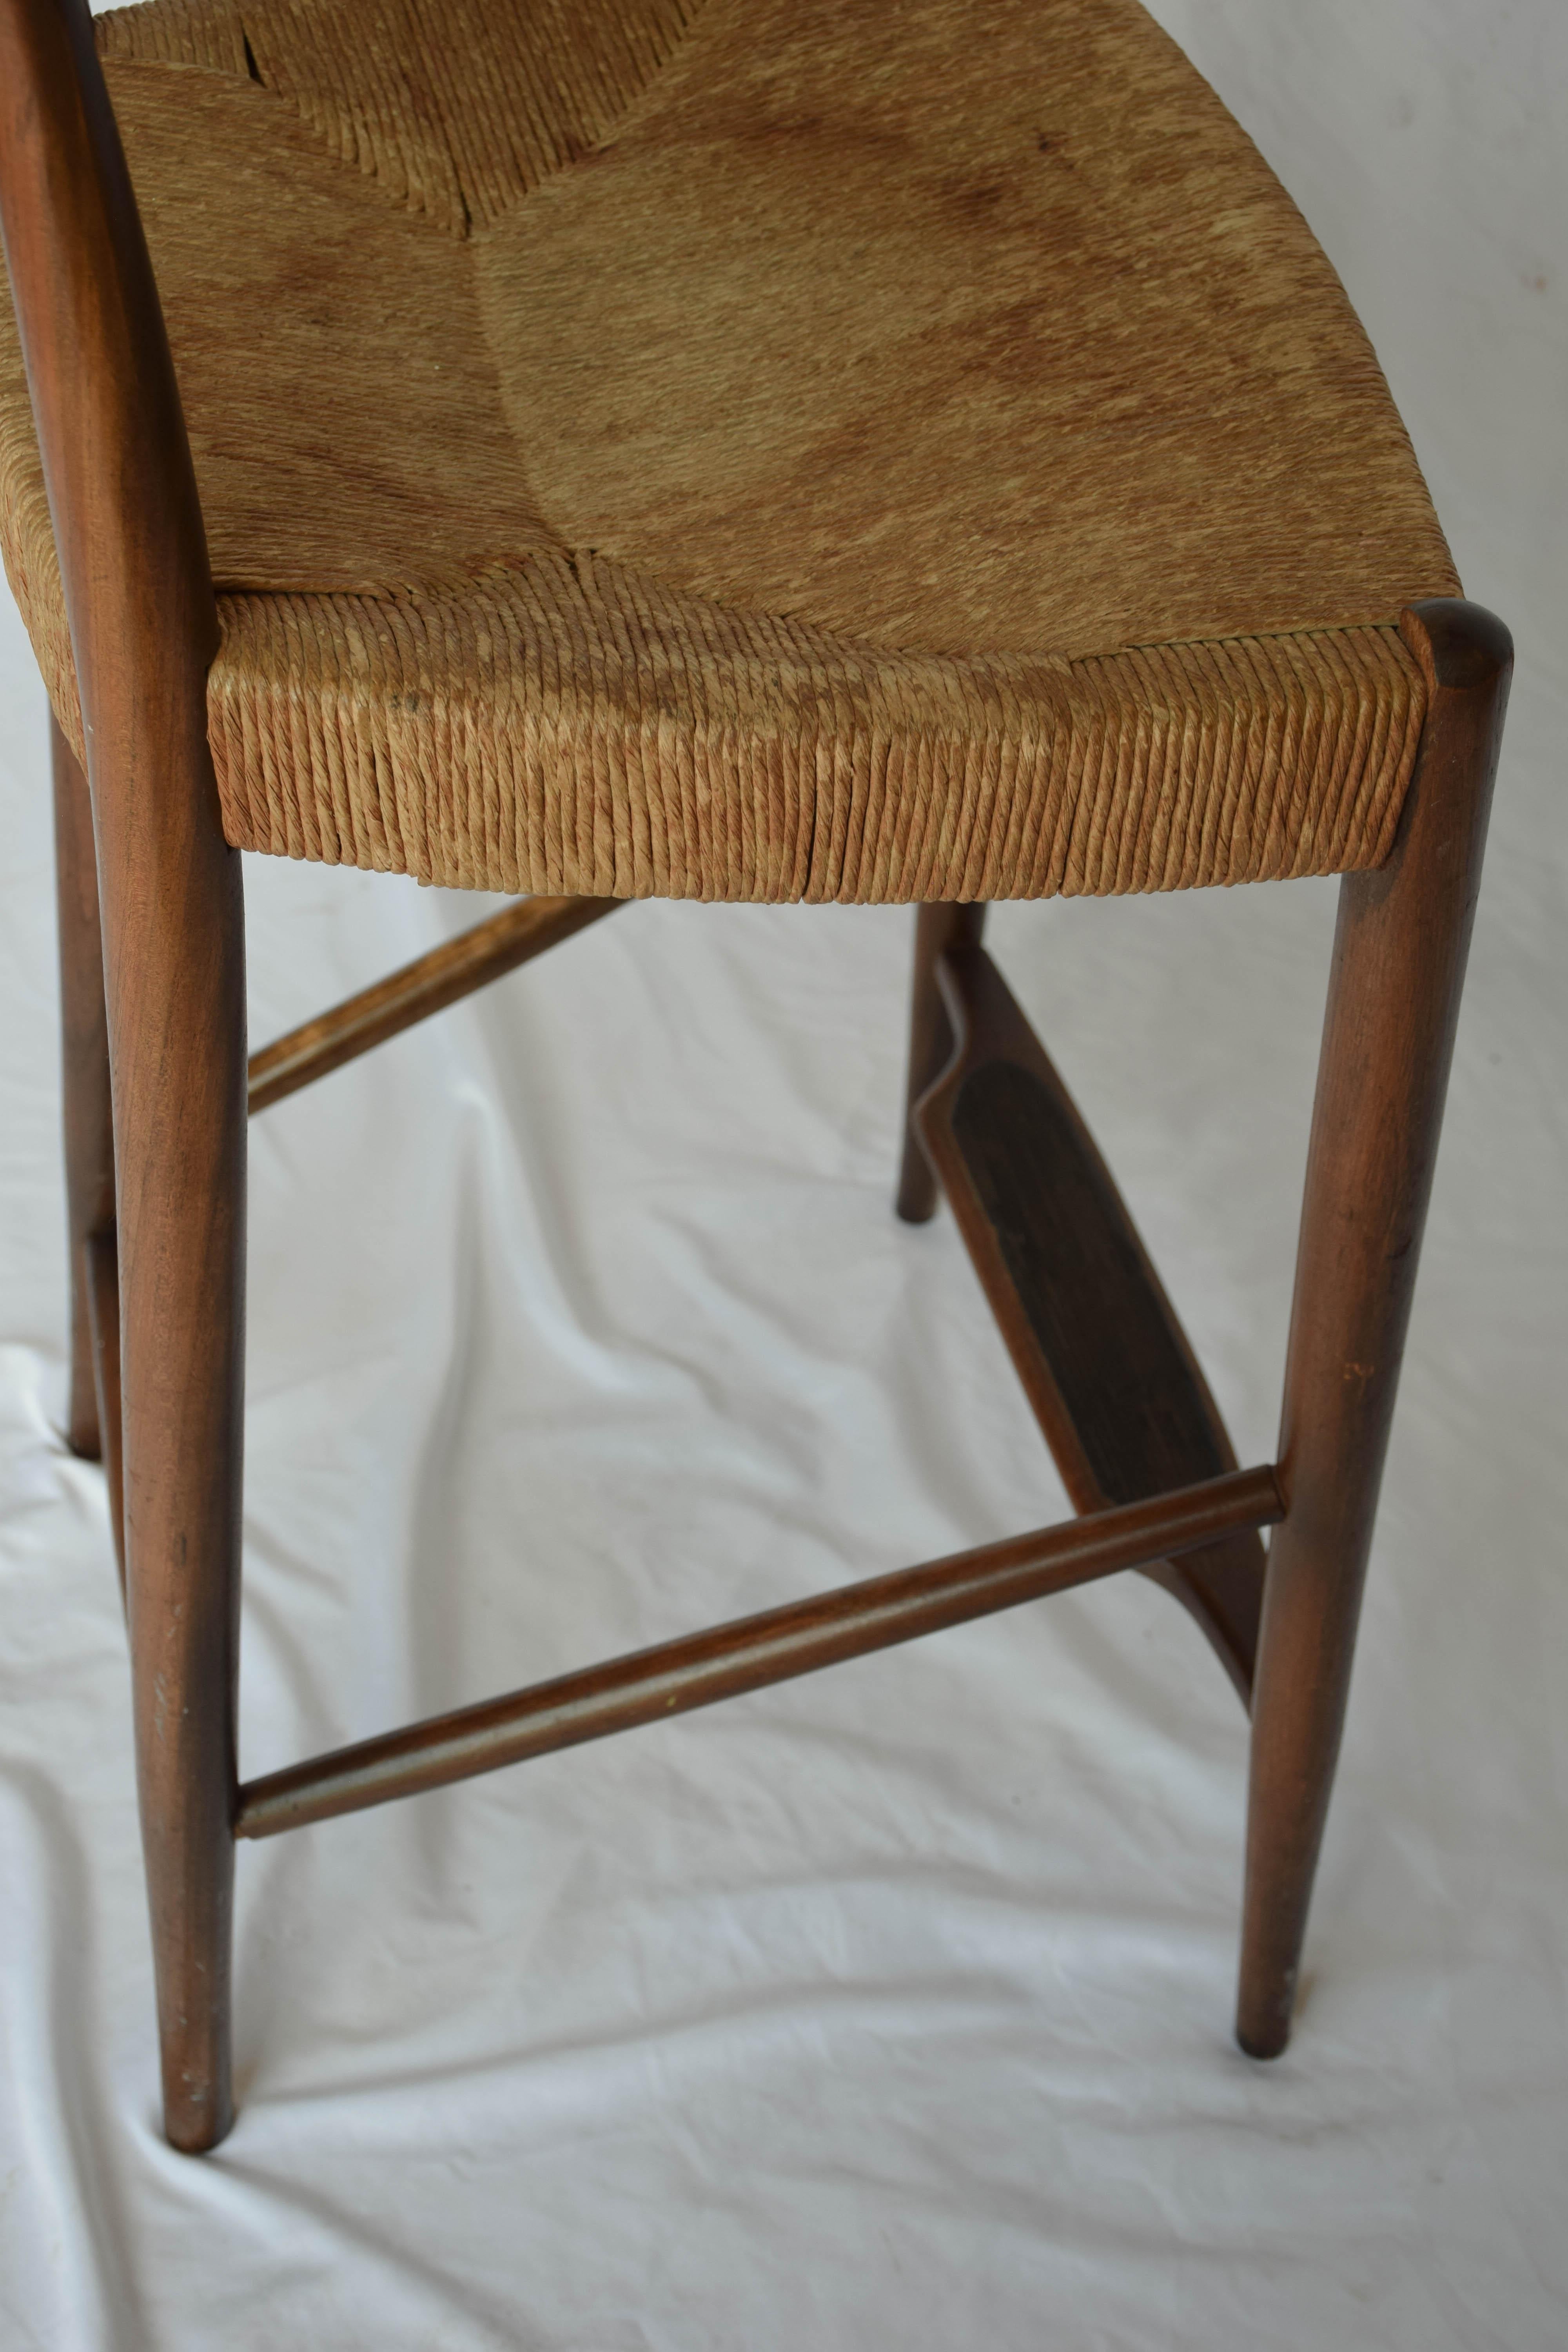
[896,902,987,1223]
[96,730,248,2152]
[1237,601,1511,2058]
[2,0,248,2150]
[83,1226,125,1596]
[52,712,114,1464]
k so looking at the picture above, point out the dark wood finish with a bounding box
[1236,598,1512,2059]
[0,0,247,2151]
[895,901,987,1222]
[238,1465,1284,1840]
[51,712,114,1461]
[84,1226,124,1597]
[916,946,1267,1700]
[249,893,622,1114]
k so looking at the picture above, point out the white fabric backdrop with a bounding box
[2,4,1564,2344]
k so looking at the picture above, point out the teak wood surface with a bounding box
[0,0,1511,2152]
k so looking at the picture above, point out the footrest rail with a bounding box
[236,1464,1283,1840]
[248,894,621,1113]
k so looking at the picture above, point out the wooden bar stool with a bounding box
[0,0,1510,2152]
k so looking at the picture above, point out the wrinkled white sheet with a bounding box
[2,4,1565,2345]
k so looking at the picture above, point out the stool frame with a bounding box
[1,0,1510,2150]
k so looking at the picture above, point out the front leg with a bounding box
[1237,600,1511,2057]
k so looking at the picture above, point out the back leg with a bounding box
[51,711,117,1474]
[895,902,987,1223]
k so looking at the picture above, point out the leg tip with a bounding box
[163,2085,235,2156]
[1236,2021,1290,2062]
[1236,1955,1298,2060]
[895,1135,940,1225]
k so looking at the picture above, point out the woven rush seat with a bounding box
[0,0,1459,903]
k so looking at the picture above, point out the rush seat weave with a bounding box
[0,0,1459,902]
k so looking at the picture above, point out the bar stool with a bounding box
[0,0,1510,2151]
